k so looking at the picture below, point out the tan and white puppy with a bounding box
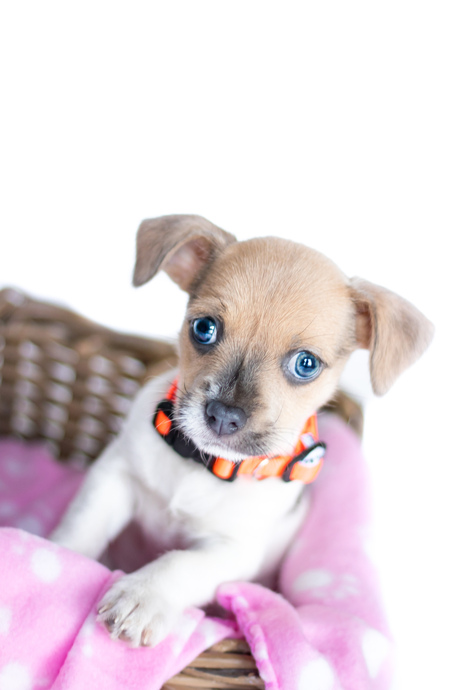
[51,215,433,647]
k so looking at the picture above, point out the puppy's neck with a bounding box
[153,379,326,485]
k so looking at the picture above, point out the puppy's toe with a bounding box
[97,578,179,647]
[138,613,169,647]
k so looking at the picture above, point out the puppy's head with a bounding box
[134,215,434,461]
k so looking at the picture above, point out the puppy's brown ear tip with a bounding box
[132,253,156,288]
[425,317,436,346]
[132,269,145,288]
[415,317,435,368]
[131,217,169,288]
[370,371,399,397]
[410,308,435,357]
[370,310,435,396]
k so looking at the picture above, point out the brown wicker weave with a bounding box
[0,286,363,689]
[0,287,178,463]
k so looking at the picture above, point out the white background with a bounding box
[1,2,458,688]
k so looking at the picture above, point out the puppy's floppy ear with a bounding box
[350,277,434,396]
[133,214,236,292]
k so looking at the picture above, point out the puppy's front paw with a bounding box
[97,575,180,647]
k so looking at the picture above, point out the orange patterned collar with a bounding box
[153,379,326,484]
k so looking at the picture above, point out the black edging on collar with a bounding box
[153,399,224,475]
[153,399,326,484]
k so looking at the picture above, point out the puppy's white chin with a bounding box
[200,443,247,463]
[176,404,299,462]
[183,429,249,463]
[178,420,296,463]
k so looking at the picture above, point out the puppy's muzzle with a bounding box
[205,400,247,436]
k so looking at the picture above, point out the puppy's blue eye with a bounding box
[192,317,217,345]
[288,351,322,380]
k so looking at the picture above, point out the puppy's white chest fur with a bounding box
[124,372,307,546]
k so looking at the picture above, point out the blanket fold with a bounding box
[0,416,393,690]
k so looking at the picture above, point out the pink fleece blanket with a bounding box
[0,415,393,689]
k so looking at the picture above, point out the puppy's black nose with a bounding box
[205,400,247,436]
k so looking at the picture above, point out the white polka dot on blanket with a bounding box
[332,573,359,599]
[198,619,219,649]
[82,643,93,658]
[80,617,95,637]
[234,595,248,609]
[31,548,62,582]
[361,628,390,678]
[298,657,336,690]
[0,606,12,635]
[293,568,333,592]
[254,642,268,661]
[0,662,32,690]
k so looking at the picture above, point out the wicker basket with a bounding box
[0,287,363,688]
[0,287,267,689]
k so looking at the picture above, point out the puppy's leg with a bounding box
[50,442,134,559]
[98,537,264,647]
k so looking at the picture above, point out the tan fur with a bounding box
[134,214,434,460]
[177,238,355,458]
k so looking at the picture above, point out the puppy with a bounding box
[51,214,434,647]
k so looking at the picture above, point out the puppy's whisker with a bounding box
[273,405,285,427]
